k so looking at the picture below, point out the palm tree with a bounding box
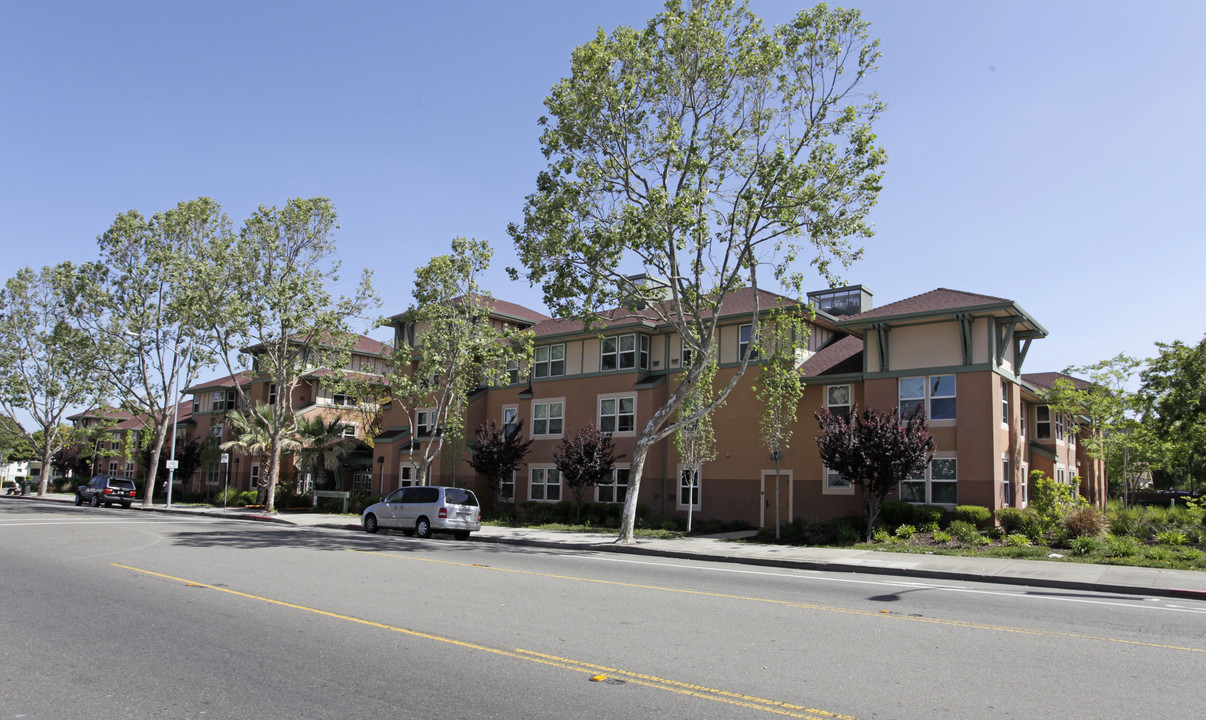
[221,403,298,502]
[293,415,359,505]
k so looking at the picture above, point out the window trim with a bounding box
[900,455,958,506]
[533,343,566,379]
[738,324,759,361]
[677,465,702,510]
[822,463,854,495]
[531,399,565,438]
[899,374,956,423]
[597,394,636,436]
[825,384,852,420]
[1036,405,1052,439]
[596,465,630,504]
[529,465,561,502]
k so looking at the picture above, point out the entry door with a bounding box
[761,471,792,530]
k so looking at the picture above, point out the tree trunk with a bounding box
[141,419,170,507]
[38,444,53,496]
[264,436,281,513]
[617,439,654,543]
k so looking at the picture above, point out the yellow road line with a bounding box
[111,563,851,720]
[350,549,1206,655]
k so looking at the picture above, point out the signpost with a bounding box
[220,453,229,513]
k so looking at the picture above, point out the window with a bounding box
[341,424,356,438]
[124,463,134,479]
[108,461,117,475]
[212,389,237,412]
[825,466,852,492]
[193,400,200,414]
[530,467,561,501]
[1036,406,1051,439]
[352,472,372,493]
[532,401,564,437]
[1002,457,1011,507]
[899,375,956,420]
[333,393,355,408]
[416,410,430,436]
[1055,412,1065,442]
[826,385,851,419]
[250,464,260,490]
[506,358,520,385]
[639,335,650,370]
[601,333,646,371]
[268,383,277,405]
[738,324,759,361]
[597,467,630,504]
[1001,380,1009,425]
[533,344,565,378]
[681,338,694,368]
[500,470,515,500]
[599,396,635,434]
[1057,467,1066,484]
[502,406,518,436]
[210,425,223,442]
[679,467,701,509]
[901,457,957,505]
[110,433,120,451]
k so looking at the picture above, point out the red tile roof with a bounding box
[1022,372,1091,392]
[185,372,252,393]
[843,288,1011,322]
[802,336,864,377]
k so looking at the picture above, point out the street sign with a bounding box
[165,460,179,470]
[220,453,229,464]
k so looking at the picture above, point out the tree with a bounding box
[815,405,935,541]
[1139,336,1206,492]
[385,238,531,486]
[0,416,34,464]
[467,419,534,512]
[220,404,300,499]
[195,197,377,513]
[293,414,360,504]
[674,347,719,533]
[63,199,225,507]
[0,264,106,495]
[755,312,808,538]
[509,0,885,541]
[51,441,91,481]
[554,424,623,522]
[140,435,205,490]
[1043,356,1144,503]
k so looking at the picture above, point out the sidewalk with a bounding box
[12,493,1206,600]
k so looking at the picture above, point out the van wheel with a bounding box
[363,514,379,534]
[454,531,470,541]
[90,495,101,507]
[415,517,432,539]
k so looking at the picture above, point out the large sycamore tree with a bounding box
[65,198,225,506]
[386,238,532,486]
[1140,336,1206,491]
[196,197,377,513]
[755,312,808,538]
[0,264,106,495]
[509,0,885,541]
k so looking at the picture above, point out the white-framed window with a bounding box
[110,433,121,450]
[738,324,759,361]
[398,466,413,488]
[1057,466,1066,484]
[900,457,957,505]
[824,465,853,494]
[531,400,564,437]
[825,385,852,419]
[1020,462,1029,505]
[1002,456,1011,507]
[352,472,372,493]
[506,357,520,384]
[250,464,261,490]
[210,425,223,442]
[502,405,518,436]
[681,337,694,368]
[1001,380,1010,426]
[1055,412,1065,442]
[639,334,650,370]
[529,466,561,502]
[340,424,357,438]
[212,389,237,412]
[533,344,565,379]
[678,466,701,509]
[597,466,630,504]
[332,393,355,408]
[416,410,430,437]
[899,375,956,421]
[193,399,200,414]
[598,395,635,434]
[500,470,515,500]
[1036,405,1051,439]
[268,383,277,405]
[124,462,134,479]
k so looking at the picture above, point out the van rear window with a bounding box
[444,488,478,507]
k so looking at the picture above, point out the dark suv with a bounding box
[76,476,137,508]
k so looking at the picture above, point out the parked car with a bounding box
[76,476,137,508]
[361,485,481,539]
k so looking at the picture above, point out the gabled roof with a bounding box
[835,288,1047,336]
[386,294,550,327]
[185,372,252,393]
[1022,372,1091,393]
[802,335,864,377]
[242,332,390,358]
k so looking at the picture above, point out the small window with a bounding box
[679,467,701,509]
[341,424,356,438]
[268,383,277,406]
[534,344,565,378]
[416,410,430,436]
[500,470,515,500]
[826,385,851,419]
[530,467,561,502]
[899,375,955,420]
[502,406,518,436]
[738,324,759,361]
[532,401,564,437]
[333,393,355,408]
[599,396,635,434]
[1036,406,1051,439]
[598,467,630,504]
[1001,380,1010,425]
[825,466,851,490]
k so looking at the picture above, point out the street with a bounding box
[3,501,1204,719]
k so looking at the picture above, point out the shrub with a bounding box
[1108,507,1144,537]
[1004,534,1031,547]
[1069,536,1099,556]
[1104,534,1140,558]
[919,520,940,533]
[955,505,992,527]
[1029,470,1086,531]
[872,527,893,543]
[948,520,984,545]
[912,504,946,527]
[1063,507,1107,539]
[834,522,861,546]
[997,507,1036,535]
[1155,530,1189,546]
[932,529,953,543]
[879,500,914,529]
[894,524,917,540]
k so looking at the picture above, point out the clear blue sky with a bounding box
[2,0,1203,378]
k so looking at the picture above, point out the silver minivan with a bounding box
[361,485,481,540]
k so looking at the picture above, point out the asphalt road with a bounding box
[3,502,1204,719]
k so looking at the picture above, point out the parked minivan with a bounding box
[361,485,481,540]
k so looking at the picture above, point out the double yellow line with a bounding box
[113,562,853,719]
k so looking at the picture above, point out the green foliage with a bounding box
[756,310,808,465]
[1062,507,1107,539]
[932,529,953,544]
[954,505,992,527]
[912,505,947,528]
[878,500,914,529]
[292,415,360,493]
[1069,536,1100,556]
[948,520,985,546]
[919,520,940,533]
[1029,470,1087,531]
[1140,336,1206,487]
[871,527,893,543]
[893,524,916,540]
[1004,534,1031,547]
[996,507,1042,538]
[1155,530,1189,546]
[1103,534,1140,557]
